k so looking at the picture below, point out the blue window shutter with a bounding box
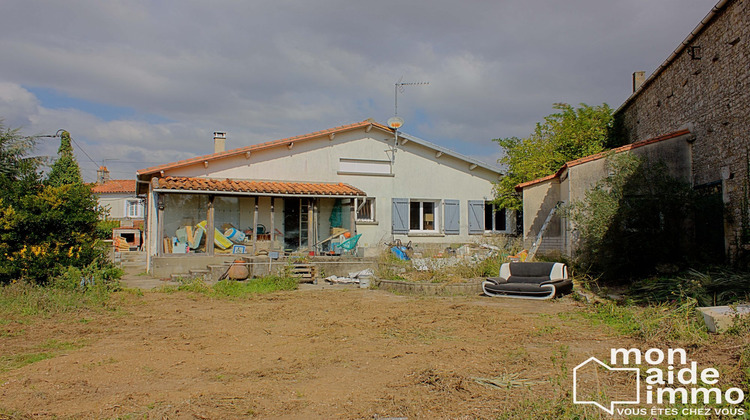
[392,198,409,234]
[468,200,485,234]
[444,200,460,235]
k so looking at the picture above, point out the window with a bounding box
[355,197,376,222]
[409,200,438,232]
[484,203,506,232]
[125,199,144,218]
[468,200,510,234]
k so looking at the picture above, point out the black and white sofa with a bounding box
[482,262,573,300]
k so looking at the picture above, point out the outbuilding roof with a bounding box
[515,128,692,191]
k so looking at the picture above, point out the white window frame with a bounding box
[409,199,440,233]
[484,202,509,233]
[125,198,144,219]
[355,197,376,223]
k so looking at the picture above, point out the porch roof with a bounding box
[152,176,366,198]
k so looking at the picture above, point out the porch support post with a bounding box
[270,197,276,250]
[252,196,259,255]
[307,198,314,252]
[157,193,164,256]
[313,199,319,254]
[206,195,215,256]
[350,198,357,236]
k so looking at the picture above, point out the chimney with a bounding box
[214,131,226,153]
[632,71,646,93]
[97,166,110,184]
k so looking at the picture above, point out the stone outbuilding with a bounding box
[616,0,749,261]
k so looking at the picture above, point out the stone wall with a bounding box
[616,0,750,261]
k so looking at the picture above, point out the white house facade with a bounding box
[92,168,145,227]
[136,120,512,268]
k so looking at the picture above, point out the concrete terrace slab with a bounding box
[697,305,750,333]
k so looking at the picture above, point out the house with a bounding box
[615,0,749,261]
[518,0,748,261]
[135,120,514,275]
[92,166,145,228]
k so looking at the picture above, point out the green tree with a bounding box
[494,103,614,210]
[46,130,83,187]
[0,124,116,284]
[0,123,42,203]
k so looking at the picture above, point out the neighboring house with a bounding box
[135,120,514,271]
[516,130,693,256]
[519,0,748,261]
[92,166,145,228]
[615,0,749,261]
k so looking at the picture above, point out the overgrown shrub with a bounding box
[565,153,695,282]
[629,268,750,306]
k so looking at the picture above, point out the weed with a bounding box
[532,325,559,337]
[579,299,709,346]
[726,313,750,336]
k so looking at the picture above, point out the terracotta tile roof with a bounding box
[153,176,366,197]
[515,129,692,191]
[91,179,136,194]
[137,120,391,176]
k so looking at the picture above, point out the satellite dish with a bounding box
[387,116,404,129]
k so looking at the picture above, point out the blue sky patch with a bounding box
[25,86,172,124]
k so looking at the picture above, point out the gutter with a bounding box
[152,188,365,199]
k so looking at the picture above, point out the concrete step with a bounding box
[121,254,147,262]
[121,262,147,270]
[170,273,189,282]
[189,269,210,281]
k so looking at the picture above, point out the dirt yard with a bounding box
[0,287,659,418]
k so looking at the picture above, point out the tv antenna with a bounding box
[386,79,429,164]
[394,79,429,117]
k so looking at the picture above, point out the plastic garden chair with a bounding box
[335,234,362,255]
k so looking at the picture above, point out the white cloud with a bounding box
[0,0,720,181]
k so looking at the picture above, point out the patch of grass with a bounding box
[0,281,114,319]
[212,276,298,297]
[0,337,88,373]
[39,339,86,351]
[160,275,298,298]
[0,352,55,372]
[532,325,559,337]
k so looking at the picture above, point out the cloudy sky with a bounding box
[0,0,718,181]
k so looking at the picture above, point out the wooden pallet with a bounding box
[291,263,316,283]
